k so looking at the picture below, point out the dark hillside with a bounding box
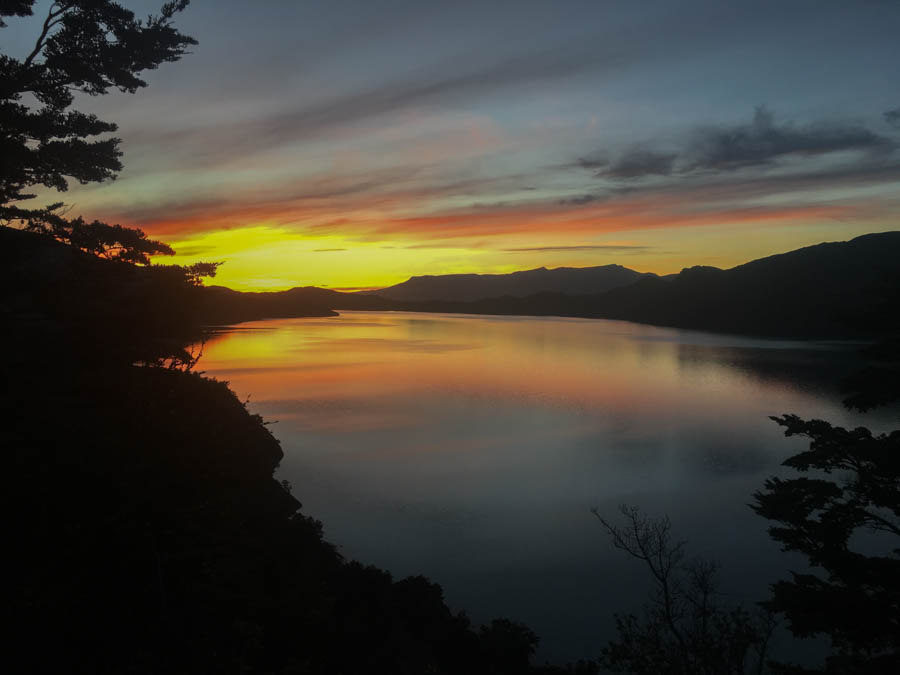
[394,232,900,338]
[3,227,546,674]
[0,227,349,338]
[366,264,651,302]
[199,284,389,323]
[179,231,900,339]
[587,231,900,337]
[1,225,199,361]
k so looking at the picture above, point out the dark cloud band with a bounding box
[589,106,897,180]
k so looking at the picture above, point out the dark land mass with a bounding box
[5,226,898,673]
[361,264,652,302]
[580,231,900,337]
[196,231,900,339]
[383,231,900,337]
[200,284,391,323]
[4,226,566,674]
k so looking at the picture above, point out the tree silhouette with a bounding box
[0,0,195,263]
[753,342,900,674]
[179,260,222,285]
[593,505,773,675]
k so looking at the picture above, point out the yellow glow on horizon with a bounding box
[154,225,513,291]
[151,221,895,292]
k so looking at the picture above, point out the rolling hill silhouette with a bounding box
[6,226,896,338]
[585,231,900,336]
[399,232,900,337]
[361,264,653,302]
[193,231,900,338]
[199,285,387,323]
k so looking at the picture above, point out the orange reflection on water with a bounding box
[199,312,819,437]
[194,310,880,667]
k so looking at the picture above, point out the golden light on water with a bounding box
[198,312,815,436]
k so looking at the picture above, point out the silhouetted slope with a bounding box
[0,227,342,337]
[365,264,651,302]
[4,226,548,674]
[189,232,900,338]
[0,225,202,361]
[586,231,900,336]
[398,232,900,338]
[8,360,546,674]
[199,284,388,323]
[14,224,891,340]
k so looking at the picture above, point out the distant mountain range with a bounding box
[202,231,900,337]
[386,232,900,337]
[360,264,654,302]
[584,231,900,336]
[4,226,898,338]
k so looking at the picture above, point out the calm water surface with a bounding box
[199,312,893,663]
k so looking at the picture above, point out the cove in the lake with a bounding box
[199,311,893,664]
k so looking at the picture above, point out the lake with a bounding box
[198,311,893,664]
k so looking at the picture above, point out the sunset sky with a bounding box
[12,0,900,290]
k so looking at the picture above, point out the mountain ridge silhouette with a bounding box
[359,263,653,302]
[3,226,897,338]
[206,230,900,338]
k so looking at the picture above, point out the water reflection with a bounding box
[199,312,888,663]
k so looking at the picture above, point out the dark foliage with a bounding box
[0,206,331,353]
[3,201,176,264]
[0,0,33,27]
[4,360,539,674]
[0,1,199,265]
[3,226,543,674]
[1,225,203,363]
[0,0,195,204]
[180,260,222,286]
[753,348,900,673]
[0,4,550,672]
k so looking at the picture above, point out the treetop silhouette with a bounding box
[0,0,195,264]
[752,342,900,674]
[593,504,773,675]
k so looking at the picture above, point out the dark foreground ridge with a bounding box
[3,227,567,674]
[195,231,900,339]
[6,226,899,673]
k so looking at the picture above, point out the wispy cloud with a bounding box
[120,43,632,172]
[355,200,854,241]
[558,194,603,205]
[683,106,893,171]
[265,45,620,138]
[84,103,899,253]
[604,150,677,179]
[586,107,897,180]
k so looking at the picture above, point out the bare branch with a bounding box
[23,2,72,67]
